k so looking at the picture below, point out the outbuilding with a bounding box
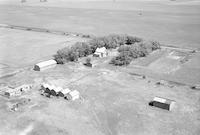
[93,47,108,58]
[50,86,62,96]
[149,97,175,111]
[65,90,80,101]
[48,85,57,96]
[58,88,71,97]
[34,59,57,71]
[15,84,32,92]
[41,83,51,94]
[4,87,21,97]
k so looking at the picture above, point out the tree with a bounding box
[126,36,143,45]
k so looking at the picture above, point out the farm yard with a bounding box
[0,58,200,135]
[0,0,200,135]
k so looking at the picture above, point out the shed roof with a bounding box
[54,87,63,92]
[35,60,57,68]
[48,85,56,90]
[61,88,71,95]
[69,90,80,97]
[5,88,19,93]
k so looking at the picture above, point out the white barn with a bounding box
[34,60,57,71]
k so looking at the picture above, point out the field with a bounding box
[0,28,86,77]
[0,0,200,49]
[0,0,200,135]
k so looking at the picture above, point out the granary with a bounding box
[93,47,108,58]
[41,83,51,94]
[65,90,80,101]
[4,87,21,97]
[50,86,63,96]
[34,59,57,71]
[149,97,175,111]
[48,85,57,96]
[58,88,71,97]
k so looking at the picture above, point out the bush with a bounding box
[88,34,129,50]
[151,41,161,50]
[101,36,118,49]
[89,38,105,51]
[118,45,131,52]
[126,36,143,45]
[130,44,149,57]
[54,34,160,65]
[110,53,132,66]
[108,34,127,46]
[72,42,93,57]
[85,57,91,64]
[54,46,79,64]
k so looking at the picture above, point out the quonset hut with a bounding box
[34,60,57,71]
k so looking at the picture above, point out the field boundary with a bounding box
[0,23,90,38]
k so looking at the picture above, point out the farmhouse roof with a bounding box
[95,47,107,53]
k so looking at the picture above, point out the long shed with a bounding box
[34,60,57,71]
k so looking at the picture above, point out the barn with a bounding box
[34,59,57,71]
[149,97,175,111]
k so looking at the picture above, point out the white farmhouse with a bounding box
[93,47,108,58]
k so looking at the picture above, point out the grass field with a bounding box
[0,0,200,49]
[0,28,86,77]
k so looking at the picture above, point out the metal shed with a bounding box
[34,60,57,71]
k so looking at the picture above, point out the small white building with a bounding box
[149,97,175,111]
[93,47,108,58]
[34,59,57,71]
[15,84,32,92]
[58,88,71,97]
[65,90,80,101]
[4,87,21,97]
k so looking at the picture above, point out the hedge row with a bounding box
[53,34,161,65]
[110,41,161,66]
